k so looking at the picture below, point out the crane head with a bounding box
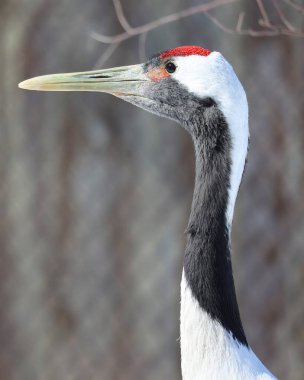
[19,45,249,229]
[19,45,247,135]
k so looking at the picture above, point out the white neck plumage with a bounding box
[180,270,278,380]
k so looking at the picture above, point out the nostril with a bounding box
[89,74,111,79]
[73,73,111,79]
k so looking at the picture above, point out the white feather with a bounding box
[180,272,278,380]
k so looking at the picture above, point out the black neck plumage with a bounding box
[183,104,248,346]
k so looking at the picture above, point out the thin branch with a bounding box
[272,0,298,32]
[205,0,304,37]
[256,0,272,27]
[236,11,245,32]
[112,0,134,34]
[241,28,304,37]
[93,42,120,69]
[205,10,298,37]
[258,19,277,30]
[206,5,304,37]
[281,29,304,37]
[239,28,280,37]
[91,0,238,44]
[282,0,304,14]
[204,12,235,34]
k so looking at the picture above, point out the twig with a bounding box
[272,0,298,32]
[239,28,280,37]
[93,43,120,69]
[256,0,272,27]
[112,0,134,34]
[204,12,235,34]
[243,28,304,37]
[236,12,245,33]
[282,0,304,14]
[206,4,304,38]
[91,0,238,44]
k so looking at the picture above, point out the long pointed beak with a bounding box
[18,64,149,95]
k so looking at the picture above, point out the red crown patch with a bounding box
[160,46,211,59]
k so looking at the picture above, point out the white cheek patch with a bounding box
[173,53,249,228]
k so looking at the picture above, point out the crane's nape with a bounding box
[19,46,278,380]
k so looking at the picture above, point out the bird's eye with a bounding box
[165,62,176,74]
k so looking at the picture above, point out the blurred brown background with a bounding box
[1,1,304,379]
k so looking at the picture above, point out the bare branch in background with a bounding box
[272,0,299,32]
[239,0,303,37]
[92,0,304,67]
[236,12,245,32]
[112,0,134,34]
[93,42,121,69]
[256,0,272,28]
[91,0,237,44]
[282,0,304,14]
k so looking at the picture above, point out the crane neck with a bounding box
[183,105,247,344]
[179,97,278,380]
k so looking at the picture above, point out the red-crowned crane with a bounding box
[19,46,278,380]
